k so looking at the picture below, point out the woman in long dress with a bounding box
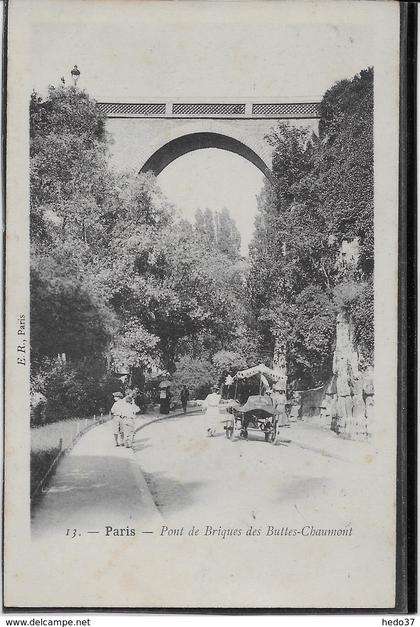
[203,386,222,436]
[159,386,171,414]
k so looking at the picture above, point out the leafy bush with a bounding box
[31,449,59,499]
[211,350,247,383]
[249,68,374,388]
[143,377,163,406]
[31,416,103,500]
[171,356,217,400]
[31,359,116,422]
[281,286,336,388]
[333,280,365,311]
[31,418,74,497]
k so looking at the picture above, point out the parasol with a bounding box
[234,363,286,398]
[235,363,283,381]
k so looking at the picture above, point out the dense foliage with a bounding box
[30,68,373,419]
[248,68,374,387]
[30,85,248,419]
[170,356,216,400]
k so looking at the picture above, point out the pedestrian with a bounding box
[110,392,125,447]
[167,387,172,412]
[159,386,171,414]
[180,385,189,414]
[272,387,289,428]
[203,386,222,436]
[121,395,140,448]
[289,391,301,422]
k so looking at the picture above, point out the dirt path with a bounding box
[32,417,160,538]
[133,413,375,529]
[32,410,375,539]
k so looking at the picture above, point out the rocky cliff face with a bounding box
[322,239,374,440]
[275,237,374,439]
[327,312,373,440]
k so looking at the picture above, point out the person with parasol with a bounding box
[159,380,171,414]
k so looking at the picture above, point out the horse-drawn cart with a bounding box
[223,364,287,444]
[224,394,283,443]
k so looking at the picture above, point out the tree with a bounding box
[248,67,374,387]
[316,67,374,275]
[135,216,246,370]
[171,356,216,400]
[215,208,241,260]
[195,207,242,260]
[195,208,216,244]
[30,261,113,366]
[29,85,177,418]
[211,350,247,385]
[30,85,109,249]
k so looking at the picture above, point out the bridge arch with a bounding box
[139,132,274,182]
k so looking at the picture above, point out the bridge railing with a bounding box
[98,101,321,119]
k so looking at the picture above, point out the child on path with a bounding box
[121,395,140,448]
[110,392,125,446]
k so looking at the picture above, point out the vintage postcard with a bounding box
[4,0,403,610]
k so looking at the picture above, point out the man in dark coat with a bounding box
[180,385,190,414]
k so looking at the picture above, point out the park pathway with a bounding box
[31,416,161,539]
[32,408,375,538]
[133,413,376,528]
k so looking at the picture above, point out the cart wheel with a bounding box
[232,421,241,441]
[225,421,234,439]
[269,420,279,444]
[272,424,282,445]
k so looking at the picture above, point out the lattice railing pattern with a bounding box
[98,102,321,118]
[98,103,166,115]
[172,103,245,115]
[252,103,320,116]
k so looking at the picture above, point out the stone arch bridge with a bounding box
[98,101,321,180]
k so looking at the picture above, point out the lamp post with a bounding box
[71,65,80,86]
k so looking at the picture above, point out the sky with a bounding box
[27,0,375,256]
[158,149,266,255]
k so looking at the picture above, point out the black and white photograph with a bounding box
[4,0,403,610]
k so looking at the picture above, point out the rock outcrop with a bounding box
[329,312,373,440]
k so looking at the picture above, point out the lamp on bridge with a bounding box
[71,65,80,86]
